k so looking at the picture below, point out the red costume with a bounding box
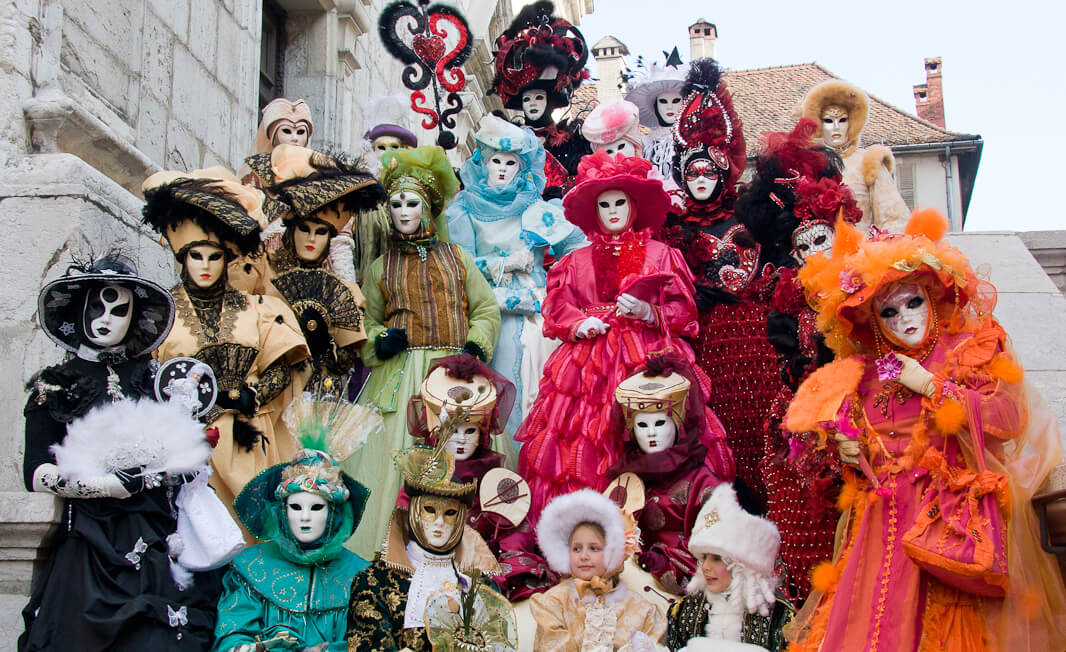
[517,152,704,523]
[608,355,733,595]
[659,58,778,508]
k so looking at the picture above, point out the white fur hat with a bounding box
[689,484,780,577]
[536,489,627,575]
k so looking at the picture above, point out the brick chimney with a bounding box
[689,19,717,61]
[913,57,945,128]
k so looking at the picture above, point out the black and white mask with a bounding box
[791,222,835,264]
[82,284,133,347]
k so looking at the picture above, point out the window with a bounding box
[897,159,916,210]
[259,0,287,110]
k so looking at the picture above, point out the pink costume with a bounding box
[516,152,704,523]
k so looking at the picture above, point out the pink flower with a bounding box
[876,354,903,381]
[839,269,864,294]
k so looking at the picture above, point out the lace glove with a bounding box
[502,248,534,274]
[895,353,936,398]
[216,385,258,417]
[616,293,655,324]
[328,233,357,283]
[833,432,862,466]
[32,462,131,499]
[374,328,409,360]
[575,316,609,339]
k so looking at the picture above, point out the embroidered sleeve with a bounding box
[459,247,503,360]
[529,587,577,652]
[212,568,266,649]
[253,358,291,406]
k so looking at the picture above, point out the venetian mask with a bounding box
[874,282,931,350]
[389,191,425,235]
[82,284,133,348]
[521,89,548,122]
[596,189,633,234]
[373,135,409,155]
[486,151,521,187]
[294,219,331,263]
[685,158,722,203]
[632,410,678,454]
[285,492,329,544]
[821,106,849,151]
[185,244,226,289]
[655,90,683,126]
[271,120,310,148]
[445,421,480,462]
[601,138,639,158]
[410,494,465,553]
[791,222,835,264]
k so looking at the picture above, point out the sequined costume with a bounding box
[666,592,793,651]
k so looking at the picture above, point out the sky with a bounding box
[575,0,1066,232]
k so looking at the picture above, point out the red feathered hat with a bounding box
[671,58,746,189]
[490,1,590,110]
[562,152,670,237]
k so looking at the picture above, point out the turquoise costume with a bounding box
[213,442,371,652]
[446,116,586,445]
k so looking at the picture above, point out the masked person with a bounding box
[236,145,385,394]
[490,1,591,194]
[797,80,910,233]
[142,168,310,529]
[625,50,688,185]
[732,118,862,603]
[340,146,500,559]
[212,398,373,652]
[346,444,501,651]
[784,211,1066,651]
[608,354,733,595]
[446,115,586,446]
[20,255,221,651]
[583,99,644,159]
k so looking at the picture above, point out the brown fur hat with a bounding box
[798,79,869,155]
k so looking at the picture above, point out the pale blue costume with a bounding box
[446,117,587,453]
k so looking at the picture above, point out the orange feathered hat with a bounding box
[799,209,995,357]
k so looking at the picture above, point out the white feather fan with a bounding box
[52,399,213,480]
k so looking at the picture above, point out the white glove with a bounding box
[895,353,936,398]
[32,463,131,499]
[616,293,655,324]
[328,233,357,283]
[502,248,534,274]
[576,316,609,339]
[833,432,862,466]
[625,631,659,652]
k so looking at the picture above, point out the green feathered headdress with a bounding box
[381,145,458,237]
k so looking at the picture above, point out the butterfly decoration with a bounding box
[378,0,472,150]
[167,604,188,628]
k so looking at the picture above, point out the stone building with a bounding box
[0,0,593,643]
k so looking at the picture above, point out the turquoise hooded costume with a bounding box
[213,448,371,652]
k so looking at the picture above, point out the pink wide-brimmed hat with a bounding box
[561,151,670,236]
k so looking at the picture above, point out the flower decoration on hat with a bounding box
[561,151,671,236]
[490,1,590,110]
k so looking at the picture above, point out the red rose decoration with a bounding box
[205,427,220,448]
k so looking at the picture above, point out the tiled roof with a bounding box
[570,62,979,157]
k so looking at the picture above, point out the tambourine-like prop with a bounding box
[605,472,646,516]
[479,468,530,528]
[378,0,472,150]
[155,356,218,419]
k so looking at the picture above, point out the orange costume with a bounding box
[784,211,1066,651]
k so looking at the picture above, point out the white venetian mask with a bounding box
[521,89,548,122]
[655,91,683,126]
[596,189,633,234]
[83,284,133,348]
[389,191,425,235]
[286,492,329,543]
[632,410,678,454]
[874,282,931,350]
[486,151,521,187]
[444,421,481,461]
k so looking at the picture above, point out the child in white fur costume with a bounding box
[531,488,668,652]
[665,484,787,651]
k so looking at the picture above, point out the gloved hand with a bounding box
[626,631,658,652]
[616,293,655,323]
[576,317,609,339]
[833,432,862,466]
[32,462,132,499]
[461,341,487,362]
[298,306,332,358]
[374,328,409,360]
[895,353,936,398]
[217,385,258,417]
[502,248,534,274]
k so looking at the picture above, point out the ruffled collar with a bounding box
[677,195,735,226]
